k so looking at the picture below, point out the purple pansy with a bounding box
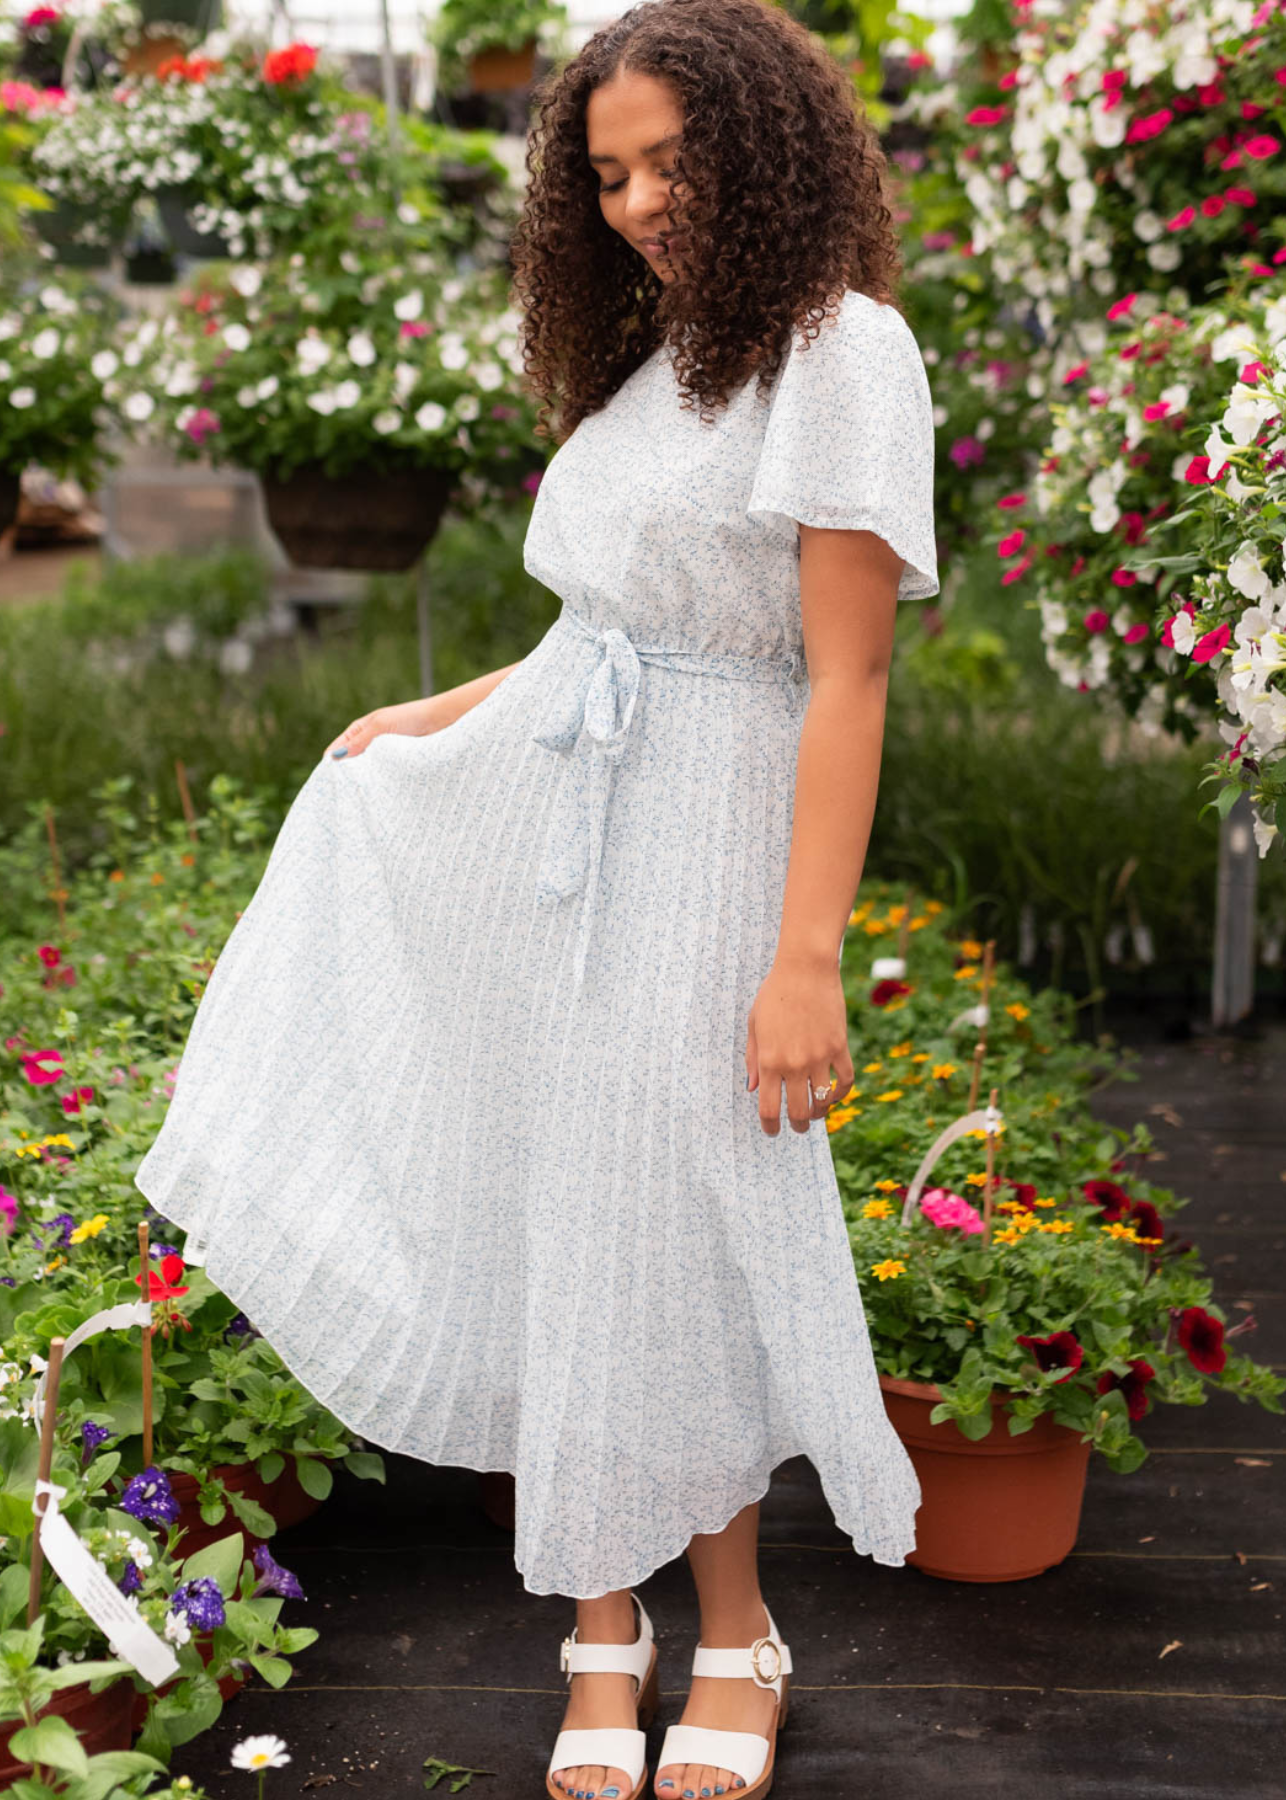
[117,1559,143,1596]
[119,1465,180,1526]
[169,1575,226,1632]
[30,1212,76,1249]
[252,1541,306,1600]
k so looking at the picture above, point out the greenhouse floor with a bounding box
[163,1006,1285,1799]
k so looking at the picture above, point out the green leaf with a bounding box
[0,1564,29,1630]
[181,1531,244,1595]
[60,1749,170,1800]
[246,1652,293,1688]
[44,1660,133,1692]
[294,1456,333,1501]
[342,1450,385,1484]
[222,1488,276,1538]
[255,1451,285,1485]
[7,1714,90,1778]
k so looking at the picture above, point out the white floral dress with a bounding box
[134,287,939,1597]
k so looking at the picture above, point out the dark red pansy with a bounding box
[1127,1199,1164,1246]
[1176,1306,1226,1374]
[1081,1178,1131,1221]
[1000,1177,1039,1209]
[1096,1357,1156,1420]
[870,979,912,1007]
[1015,1331,1084,1381]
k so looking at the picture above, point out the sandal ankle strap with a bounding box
[560,1591,654,1688]
[690,1605,792,1695]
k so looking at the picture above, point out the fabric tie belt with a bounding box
[531,605,806,991]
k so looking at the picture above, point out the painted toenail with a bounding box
[702,1790,713,1797]
[602,1791,620,1798]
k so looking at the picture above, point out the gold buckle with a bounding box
[750,1636,782,1686]
[559,1635,575,1676]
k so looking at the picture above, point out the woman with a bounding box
[134,1,937,1795]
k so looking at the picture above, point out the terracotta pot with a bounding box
[879,1373,1092,1581]
[260,462,456,571]
[119,32,190,78]
[164,1458,327,1560]
[477,1470,516,1532]
[0,1676,134,1782]
[0,470,20,539]
[129,1628,245,1735]
[468,39,537,92]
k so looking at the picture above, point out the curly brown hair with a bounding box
[508,0,905,445]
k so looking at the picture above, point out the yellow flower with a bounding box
[954,964,978,980]
[48,1134,73,1148]
[1038,1219,1074,1234]
[1100,1221,1141,1242]
[993,1227,1021,1245]
[109,869,125,883]
[149,870,165,886]
[825,1107,858,1134]
[909,916,930,932]
[1005,1001,1031,1020]
[931,1062,957,1080]
[864,918,889,936]
[874,1089,904,1103]
[44,1255,65,1274]
[840,1085,860,1103]
[925,899,945,915]
[862,1061,884,1074]
[870,1258,907,1281]
[875,1179,900,1193]
[910,1052,930,1063]
[959,938,984,958]
[965,1121,1005,1138]
[1034,1197,1058,1209]
[964,1171,990,1187]
[889,1041,913,1058]
[69,1214,110,1245]
[862,1198,894,1220]
[888,904,909,924]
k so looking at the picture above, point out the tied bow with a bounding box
[532,627,641,990]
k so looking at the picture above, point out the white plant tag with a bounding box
[948,1001,990,1030]
[31,1302,153,1433]
[871,956,907,980]
[899,1105,1006,1226]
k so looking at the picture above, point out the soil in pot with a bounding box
[879,1373,1092,1581]
[0,1675,134,1781]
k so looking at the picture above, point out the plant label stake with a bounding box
[139,1221,154,1466]
[28,1337,66,1626]
[980,1084,1000,1247]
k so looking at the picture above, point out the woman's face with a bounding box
[585,68,686,283]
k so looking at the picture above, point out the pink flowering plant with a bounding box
[831,886,1286,1466]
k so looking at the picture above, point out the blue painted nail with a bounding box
[602,1790,620,1798]
[702,1790,713,1797]
[684,1791,696,1799]
[331,746,348,758]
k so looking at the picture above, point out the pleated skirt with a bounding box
[133,603,922,1596]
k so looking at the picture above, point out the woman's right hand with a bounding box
[324,694,449,761]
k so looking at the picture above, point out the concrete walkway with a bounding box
[150,1009,1286,1798]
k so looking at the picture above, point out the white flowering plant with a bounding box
[0,268,132,485]
[123,225,542,499]
[911,0,1286,354]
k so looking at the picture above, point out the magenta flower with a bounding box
[184,407,220,446]
[919,1187,985,1235]
[21,1048,64,1086]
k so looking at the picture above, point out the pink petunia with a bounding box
[21,1048,64,1086]
[920,1187,985,1235]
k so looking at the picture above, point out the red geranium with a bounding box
[262,41,318,85]
[135,1253,190,1302]
[1096,1357,1156,1420]
[1015,1330,1084,1381]
[1176,1306,1226,1374]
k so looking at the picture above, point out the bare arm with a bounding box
[324,660,522,759]
[745,524,904,1135]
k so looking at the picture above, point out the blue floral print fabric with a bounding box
[134,288,935,1597]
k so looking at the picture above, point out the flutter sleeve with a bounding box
[745,291,940,602]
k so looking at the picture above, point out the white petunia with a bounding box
[332,380,362,409]
[256,375,279,401]
[474,363,504,392]
[454,393,480,422]
[1228,545,1272,601]
[372,409,401,434]
[223,323,251,353]
[163,1611,192,1646]
[415,401,448,432]
[236,386,259,408]
[229,264,262,297]
[9,386,36,409]
[124,393,155,422]
[30,328,60,360]
[437,333,469,372]
[346,332,376,367]
[296,334,332,375]
[393,289,423,321]
[306,390,337,415]
[91,350,119,381]
[1170,611,1196,655]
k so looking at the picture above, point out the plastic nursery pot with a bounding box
[0,470,20,539]
[878,1374,1092,1582]
[129,1630,246,1735]
[259,462,457,572]
[155,185,232,260]
[164,1458,327,1561]
[468,38,537,91]
[0,1675,135,1782]
[30,199,131,269]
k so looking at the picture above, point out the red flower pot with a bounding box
[165,1458,327,1560]
[879,1373,1092,1581]
[129,1629,246,1735]
[0,1676,134,1782]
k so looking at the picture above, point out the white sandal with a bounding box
[545,1591,659,1800]
[655,1606,792,1800]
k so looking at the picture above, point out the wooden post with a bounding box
[28,1339,67,1625]
[173,759,198,844]
[138,1222,154,1468]
[980,1085,1000,1248]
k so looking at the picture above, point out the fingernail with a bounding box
[331,747,348,758]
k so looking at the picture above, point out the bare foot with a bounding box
[654,1601,779,1799]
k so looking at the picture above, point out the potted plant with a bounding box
[130,225,542,569]
[430,0,568,94]
[829,890,1286,1580]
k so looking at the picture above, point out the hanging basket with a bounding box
[31,199,131,268]
[0,469,21,539]
[155,186,231,259]
[878,1374,1092,1581]
[260,461,457,571]
[0,1675,134,1781]
[468,37,537,91]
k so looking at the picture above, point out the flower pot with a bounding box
[129,1628,245,1735]
[468,38,537,92]
[120,31,189,78]
[125,245,178,285]
[156,186,231,259]
[165,1457,327,1560]
[260,462,456,571]
[31,199,131,268]
[878,1373,1092,1581]
[0,470,21,539]
[0,1675,134,1781]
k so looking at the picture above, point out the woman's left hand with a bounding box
[746,954,855,1136]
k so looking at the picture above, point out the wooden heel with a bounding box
[636,1652,660,1728]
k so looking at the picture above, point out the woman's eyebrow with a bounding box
[587,132,682,168]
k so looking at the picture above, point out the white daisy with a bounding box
[230,1734,292,1771]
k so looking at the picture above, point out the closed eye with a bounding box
[599,166,677,195]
